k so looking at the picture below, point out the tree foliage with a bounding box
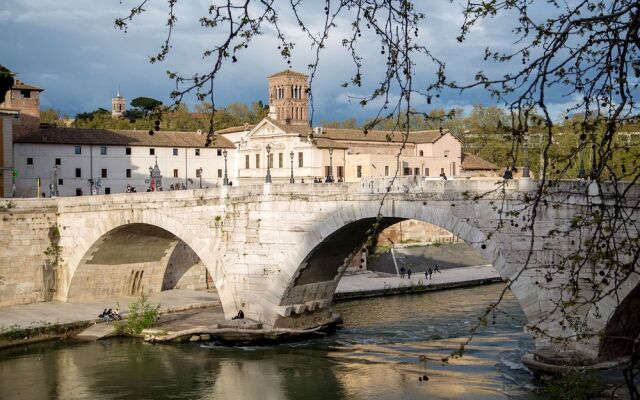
[0,64,13,101]
[130,96,163,116]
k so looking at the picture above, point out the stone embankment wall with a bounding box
[0,199,58,306]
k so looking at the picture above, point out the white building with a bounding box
[13,127,236,197]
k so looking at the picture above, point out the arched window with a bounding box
[419,150,424,156]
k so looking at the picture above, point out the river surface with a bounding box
[0,283,540,400]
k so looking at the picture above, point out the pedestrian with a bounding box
[439,171,447,180]
[400,266,405,279]
[434,264,441,273]
[407,267,412,279]
[425,270,429,280]
[301,178,305,183]
[428,267,433,279]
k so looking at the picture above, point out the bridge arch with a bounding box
[62,213,227,312]
[269,200,528,328]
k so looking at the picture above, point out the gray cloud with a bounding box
[1,0,570,122]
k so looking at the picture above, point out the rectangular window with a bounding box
[268,154,274,168]
[27,157,33,165]
[337,166,344,179]
[75,188,82,196]
[100,146,107,155]
[403,167,411,175]
[105,188,111,195]
[278,153,283,168]
[126,169,131,178]
[55,158,61,165]
[75,168,81,178]
[101,168,107,178]
[217,169,222,178]
[125,147,131,155]
[173,148,178,156]
[384,166,389,176]
[217,149,222,156]
[414,167,420,175]
[149,148,155,156]
[20,89,31,98]
[58,178,63,185]
[425,168,430,176]
[195,169,202,178]
[173,169,179,178]
[256,154,260,169]
[298,152,304,168]
[74,146,81,155]
[195,149,200,156]
[444,150,450,158]
[245,154,250,169]
[325,166,332,178]
[452,162,456,176]
[357,165,362,178]
[441,168,445,174]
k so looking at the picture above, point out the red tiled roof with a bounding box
[461,153,499,170]
[14,127,236,149]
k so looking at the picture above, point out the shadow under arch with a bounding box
[598,283,640,361]
[67,223,219,305]
[272,201,518,327]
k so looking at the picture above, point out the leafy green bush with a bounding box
[537,369,599,400]
[116,294,160,335]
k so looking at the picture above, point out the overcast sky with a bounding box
[1,0,579,123]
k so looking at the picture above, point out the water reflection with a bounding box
[0,284,537,400]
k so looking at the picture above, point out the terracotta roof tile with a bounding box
[216,124,255,134]
[267,70,309,78]
[14,127,236,149]
[12,81,43,92]
[321,127,447,144]
[461,152,499,170]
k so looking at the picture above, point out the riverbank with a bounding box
[0,264,501,347]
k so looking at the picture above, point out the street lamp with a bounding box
[265,144,272,183]
[522,131,530,178]
[197,167,203,188]
[577,135,586,179]
[223,149,229,186]
[328,147,334,183]
[52,165,59,197]
[289,150,295,183]
[149,166,153,191]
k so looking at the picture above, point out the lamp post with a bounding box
[328,147,334,183]
[522,131,530,178]
[265,144,272,183]
[223,149,229,186]
[52,165,59,197]
[289,151,295,183]
[589,134,598,180]
[197,167,203,188]
[148,166,153,191]
[577,135,586,179]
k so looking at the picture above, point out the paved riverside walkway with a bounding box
[0,265,499,333]
[0,289,220,332]
[335,264,501,299]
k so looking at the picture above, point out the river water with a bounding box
[0,284,540,400]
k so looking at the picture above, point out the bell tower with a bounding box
[111,87,126,118]
[267,70,308,125]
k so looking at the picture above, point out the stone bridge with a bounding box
[0,177,638,364]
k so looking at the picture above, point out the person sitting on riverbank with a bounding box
[112,308,122,320]
[99,309,113,322]
[232,310,244,320]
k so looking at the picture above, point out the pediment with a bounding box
[247,119,286,138]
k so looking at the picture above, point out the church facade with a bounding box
[218,70,494,185]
